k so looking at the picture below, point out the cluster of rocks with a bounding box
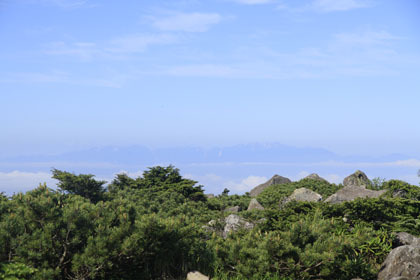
[250,170,386,206]
[198,170,418,279]
[207,170,388,239]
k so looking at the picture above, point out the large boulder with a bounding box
[343,170,370,187]
[224,206,240,213]
[281,188,322,206]
[247,198,264,211]
[186,271,209,280]
[250,175,291,197]
[394,232,420,247]
[324,185,386,204]
[378,245,420,280]
[304,173,328,183]
[223,214,254,238]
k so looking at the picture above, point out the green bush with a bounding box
[0,166,418,279]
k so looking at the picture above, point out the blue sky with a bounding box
[1,0,420,194]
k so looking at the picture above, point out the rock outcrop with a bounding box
[223,214,254,238]
[186,271,209,280]
[324,185,385,204]
[247,198,264,211]
[304,173,328,183]
[250,175,291,197]
[281,188,322,206]
[224,206,240,213]
[378,245,420,280]
[343,170,370,187]
[205,194,215,199]
[394,232,420,247]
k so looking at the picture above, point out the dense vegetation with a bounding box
[0,166,419,279]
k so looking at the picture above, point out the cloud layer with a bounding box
[0,171,57,194]
[312,0,369,12]
[150,12,222,32]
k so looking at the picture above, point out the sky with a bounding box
[1,0,420,194]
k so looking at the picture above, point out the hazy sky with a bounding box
[1,0,420,193]
[1,0,420,156]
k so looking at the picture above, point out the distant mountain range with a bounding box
[1,143,410,165]
[0,143,418,195]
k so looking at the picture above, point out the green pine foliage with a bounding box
[0,166,419,279]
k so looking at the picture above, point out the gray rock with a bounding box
[343,170,370,187]
[250,174,291,197]
[223,214,254,238]
[202,219,218,233]
[224,206,240,213]
[247,198,264,211]
[186,271,209,280]
[281,188,323,206]
[304,173,329,183]
[378,245,420,280]
[394,232,420,247]
[324,185,386,204]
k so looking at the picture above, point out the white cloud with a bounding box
[184,173,224,186]
[385,159,420,168]
[107,34,177,53]
[310,159,420,168]
[183,173,268,194]
[0,71,69,83]
[45,42,100,60]
[163,29,410,79]
[312,0,370,12]
[0,71,126,88]
[333,31,399,48]
[275,0,370,13]
[225,175,267,192]
[233,0,274,5]
[165,64,244,78]
[0,171,57,195]
[43,0,87,8]
[46,33,176,60]
[150,12,222,32]
[24,0,93,9]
